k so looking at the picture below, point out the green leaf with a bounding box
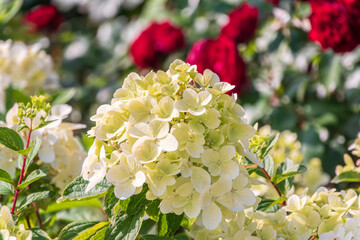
[89,225,108,240]
[58,221,100,240]
[262,155,275,178]
[16,146,32,156]
[0,181,14,195]
[146,199,161,221]
[43,199,102,213]
[73,222,109,240]
[0,168,13,184]
[180,216,196,231]
[257,198,282,213]
[157,213,184,237]
[272,162,308,184]
[174,233,191,240]
[0,127,24,151]
[33,120,57,131]
[18,169,48,190]
[137,235,175,240]
[4,85,30,110]
[104,186,119,219]
[18,190,55,210]
[58,177,111,202]
[25,137,42,171]
[260,133,279,159]
[120,185,149,215]
[51,88,76,105]
[332,171,360,184]
[30,228,51,240]
[105,206,145,240]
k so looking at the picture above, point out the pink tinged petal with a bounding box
[38,144,55,163]
[202,202,222,230]
[191,166,211,193]
[158,134,178,152]
[114,182,136,200]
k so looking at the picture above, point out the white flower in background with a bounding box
[85,60,258,230]
[0,103,86,189]
[0,205,32,240]
[0,40,58,113]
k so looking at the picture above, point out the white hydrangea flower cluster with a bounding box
[83,60,260,230]
[193,187,360,240]
[0,40,58,112]
[0,103,86,189]
[0,205,32,240]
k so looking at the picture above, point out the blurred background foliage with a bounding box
[0,0,359,179]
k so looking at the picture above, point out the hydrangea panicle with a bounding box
[84,59,259,229]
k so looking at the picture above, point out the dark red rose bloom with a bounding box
[265,0,280,6]
[186,36,247,96]
[309,1,360,53]
[130,22,185,69]
[24,5,64,33]
[220,3,259,44]
[340,0,360,25]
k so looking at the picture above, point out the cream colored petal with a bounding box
[202,202,222,230]
[191,166,211,193]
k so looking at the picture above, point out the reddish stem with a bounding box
[259,166,286,206]
[32,202,43,227]
[11,121,32,214]
[309,234,318,240]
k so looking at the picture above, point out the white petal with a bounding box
[158,134,178,152]
[236,188,256,206]
[150,120,169,139]
[222,161,239,179]
[133,171,146,187]
[198,91,212,106]
[129,123,151,138]
[220,145,236,161]
[185,142,203,158]
[51,104,72,119]
[114,182,136,200]
[38,144,55,163]
[202,202,222,230]
[191,166,211,193]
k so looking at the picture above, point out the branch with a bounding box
[11,121,32,214]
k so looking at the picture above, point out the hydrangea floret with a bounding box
[0,96,86,189]
[0,205,32,240]
[83,60,260,230]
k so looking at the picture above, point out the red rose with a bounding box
[309,1,360,53]
[265,0,280,6]
[130,22,185,69]
[340,0,360,25]
[24,5,64,33]
[186,36,247,96]
[220,3,259,44]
